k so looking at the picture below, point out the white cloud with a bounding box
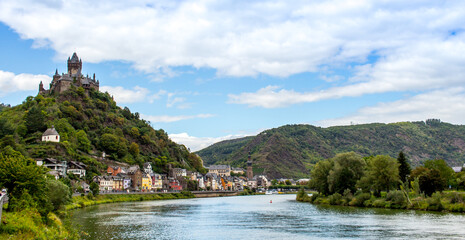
[229,34,465,108]
[0,70,51,96]
[148,90,168,103]
[1,0,464,79]
[141,113,214,123]
[169,132,250,152]
[318,88,465,127]
[100,85,150,104]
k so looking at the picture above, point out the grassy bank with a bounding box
[66,191,195,210]
[0,209,78,240]
[0,192,196,239]
[297,189,465,213]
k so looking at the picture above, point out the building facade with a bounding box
[208,165,231,177]
[42,126,60,142]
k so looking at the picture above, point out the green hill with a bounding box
[0,87,205,178]
[195,120,465,179]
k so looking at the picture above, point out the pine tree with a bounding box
[398,151,411,182]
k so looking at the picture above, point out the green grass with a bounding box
[0,209,78,240]
[66,192,195,210]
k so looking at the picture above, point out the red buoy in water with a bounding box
[270,200,272,203]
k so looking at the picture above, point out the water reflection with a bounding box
[72,195,465,240]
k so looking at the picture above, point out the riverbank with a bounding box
[0,209,79,239]
[0,191,237,239]
[66,191,196,210]
[297,189,465,213]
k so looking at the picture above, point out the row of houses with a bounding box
[36,158,87,179]
[91,163,275,193]
[37,157,305,193]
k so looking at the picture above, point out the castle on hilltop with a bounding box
[39,52,99,95]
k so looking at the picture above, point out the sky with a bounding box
[1,0,465,151]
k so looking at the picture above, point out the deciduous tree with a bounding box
[358,155,399,196]
[309,158,334,195]
[328,152,365,194]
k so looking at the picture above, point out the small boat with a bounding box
[265,190,273,195]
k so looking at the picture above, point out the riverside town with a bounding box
[2,2,465,239]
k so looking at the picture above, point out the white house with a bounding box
[42,126,60,142]
[67,161,87,178]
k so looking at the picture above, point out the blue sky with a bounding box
[1,1,465,151]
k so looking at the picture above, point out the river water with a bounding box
[71,194,465,239]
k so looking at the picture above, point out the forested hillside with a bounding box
[196,120,465,178]
[0,86,205,178]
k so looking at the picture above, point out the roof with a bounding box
[68,161,87,169]
[127,165,140,174]
[41,158,62,165]
[43,127,59,136]
[70,52,80,63]
[453,167,462,173]
[232,167,245,171]
[209,165,230,170]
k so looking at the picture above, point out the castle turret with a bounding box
[53,69,60,82]
[39,81,45,94]
[68,52,82,76]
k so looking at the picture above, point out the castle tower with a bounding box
[247,152,253,180]
[67,52,82,76]
[38,81,45,93]
[53,69,60,82]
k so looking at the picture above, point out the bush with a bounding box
[448,192,464,204]
[446,203,465,212]
[342,189,353,204]
[426,192,443,211]
[296,188,310,202]
[385,190,407,208]
[372,199,387,208]
[310,193,320,203]
[46,179,71,211]
[329,193,342,205]
[350,193,371,207]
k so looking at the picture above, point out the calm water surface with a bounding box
[71,194,465,239]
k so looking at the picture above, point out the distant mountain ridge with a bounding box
[195,120,465,179]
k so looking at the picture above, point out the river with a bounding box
[71,194,465,239]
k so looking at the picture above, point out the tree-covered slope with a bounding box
[0,87,205,178]
[198,136,254,166]
[196,120,465,179]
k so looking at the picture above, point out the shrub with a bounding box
[448,192,464,204]
[385,190,407,208]
[372,199,387,208]
[296,188,310,202]
[426,192,443,211]
[342,189,353,204]
[350,193,371,207]
[310,193,320,203]
[411,196,428,210]
[329,193,342,205]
